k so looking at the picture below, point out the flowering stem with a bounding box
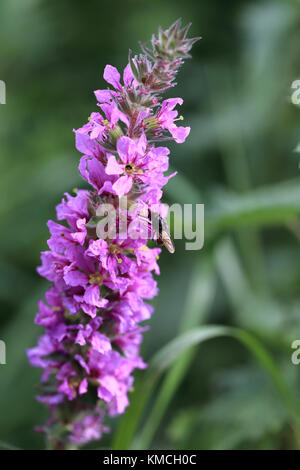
[27,19,199,449]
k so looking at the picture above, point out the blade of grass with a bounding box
[214,237,289,341]
[113,325,298,450]
[206,179,300,232]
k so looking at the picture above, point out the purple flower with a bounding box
[105,134,147,196]
[157,98,191,143]
[94,64,138,103]
[69,413,109,445]
[78,156,116,195]
[105,133,175,197]
[28,19,198,449]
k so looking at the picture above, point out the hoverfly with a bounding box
[138,209,175,254]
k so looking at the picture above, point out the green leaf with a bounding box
[207,179,300,233]
[128,49,140,82]
[166,172,300,235]
[113,325,298,450]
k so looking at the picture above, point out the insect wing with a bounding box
[160,230,175,254]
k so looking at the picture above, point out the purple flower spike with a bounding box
[28,19,199,449]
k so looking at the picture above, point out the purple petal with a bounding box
[94,89,112,103]
[170,125,190,143]
[97,375,119,402]
[106,155,124,175]
[75,330,86,346]
[136,132,147,154]
[112,175,133,197]
[123,63,135,87]
[90,332,112,354]
[64,269,88,287]
[79,378,88,395]
[116,136,133,164]
[86,239,108,258]
[83,284,106,308]
[163,97,183,110]
[103,65,121,90]
[75,130,101,157]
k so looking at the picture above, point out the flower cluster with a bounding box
[28,19,199,449]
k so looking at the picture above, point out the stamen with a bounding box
[89,273,103,284]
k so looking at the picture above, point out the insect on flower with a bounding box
[139,209,175,254]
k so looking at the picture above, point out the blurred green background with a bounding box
[1,0,300,450]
